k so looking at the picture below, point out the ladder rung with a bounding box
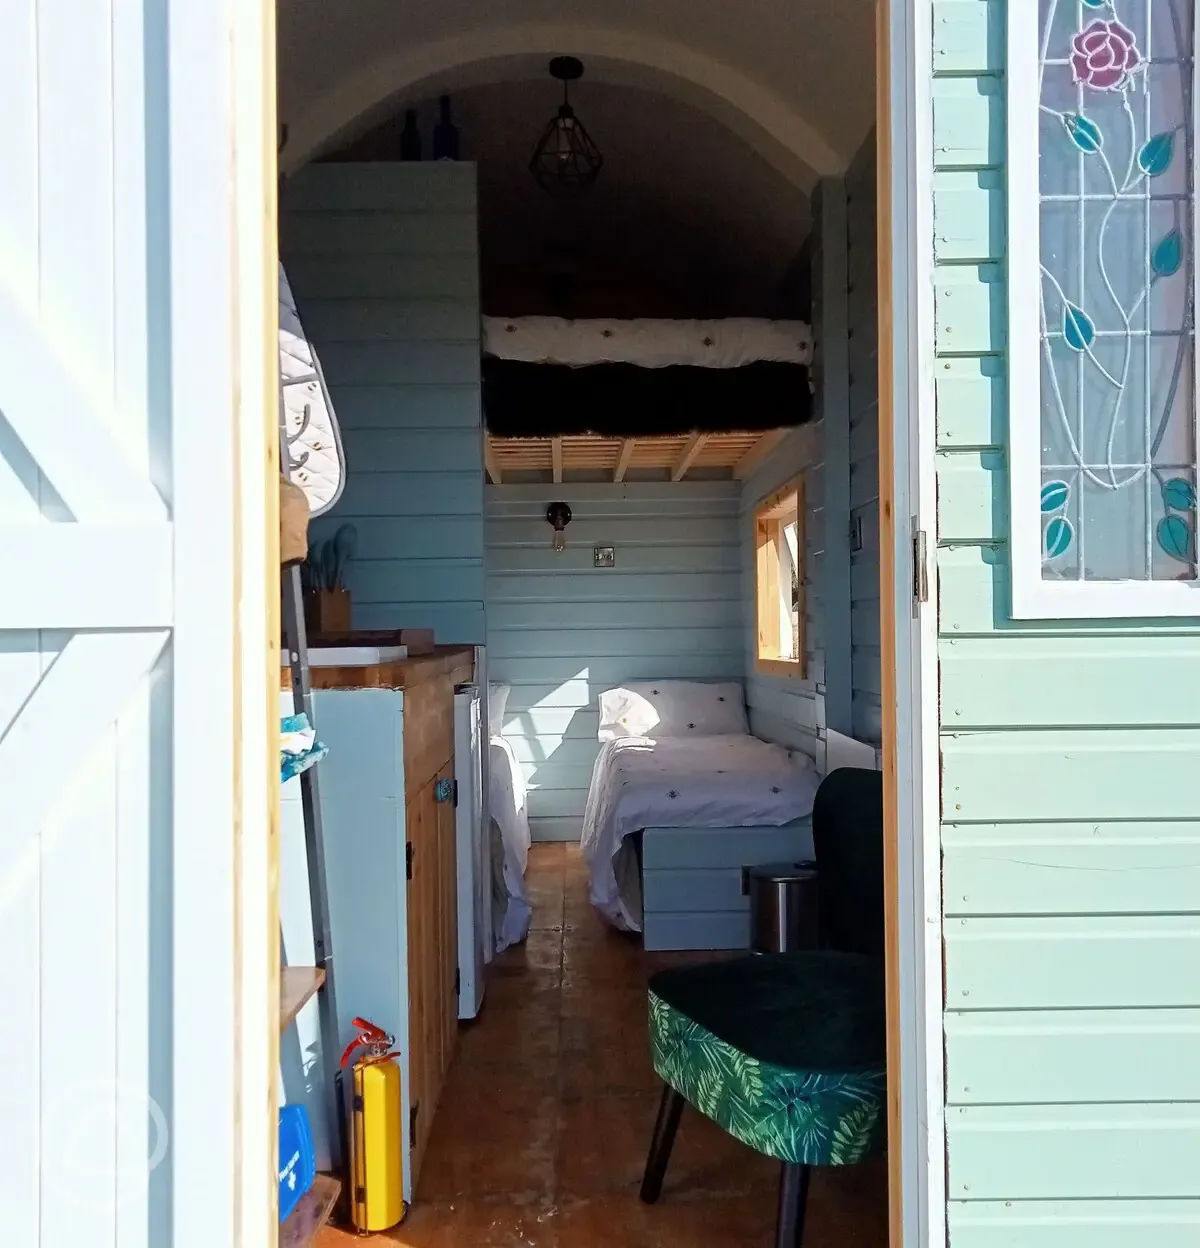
[280,966,326,1032]
[280,1174,340,1248]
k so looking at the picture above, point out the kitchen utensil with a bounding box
[332,524,358,590]
[307,539,330,591]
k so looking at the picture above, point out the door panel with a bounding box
[436,760,458,1074]
[406,755,460,1187]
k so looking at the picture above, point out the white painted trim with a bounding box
[165,0,275,1242]
[886,0,946,1245]
[231,0,280,1242]
[1007,0,1200,619]
[0,524,172,628]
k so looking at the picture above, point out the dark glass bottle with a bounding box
[400,109,421,161]
[432,95,460,161]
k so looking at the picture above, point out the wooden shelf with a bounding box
[280,966,325,1032]
[281,1174,340,1248]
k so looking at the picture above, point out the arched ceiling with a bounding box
[276,0,876,182]
[326,77,813,316]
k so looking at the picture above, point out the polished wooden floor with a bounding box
[317,844,889,1247]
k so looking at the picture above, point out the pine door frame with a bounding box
[877,1,946,1246]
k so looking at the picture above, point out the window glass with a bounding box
[1037,0,1197,581]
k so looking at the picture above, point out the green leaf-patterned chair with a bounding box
[640,767,886,1247]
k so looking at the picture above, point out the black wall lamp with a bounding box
[547,501,572,552]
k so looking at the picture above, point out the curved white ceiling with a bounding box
[330,78,813,314]
[277,0,876,181]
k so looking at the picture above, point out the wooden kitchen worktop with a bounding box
[280,644,474,691]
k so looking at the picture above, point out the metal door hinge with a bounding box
[410,1103,419,1148]
[454,967,461,995]
[406,842,414,880]
[912,522,929,613]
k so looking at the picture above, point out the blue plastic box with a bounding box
[278,1104,316,1223]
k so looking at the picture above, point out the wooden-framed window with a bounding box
[754,477,805,677]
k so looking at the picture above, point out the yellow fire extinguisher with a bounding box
[339,1017,407,1232]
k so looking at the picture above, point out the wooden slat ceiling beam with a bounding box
[670,432,708,482]
[484,429,793,481]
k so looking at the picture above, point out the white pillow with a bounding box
[488,682,511,732]
[597,681,747,742]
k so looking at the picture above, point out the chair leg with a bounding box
[639,1085,685,1204]
[775,1162,811,1248]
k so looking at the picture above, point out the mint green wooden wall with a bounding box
[845,138,883,745]
[935,3,1200,1242]
[740,425,826,763]
[741,130,882,759]
[486,482,744,840]
[280,163,485,643]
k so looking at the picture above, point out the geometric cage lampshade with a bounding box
[529,56,603,198]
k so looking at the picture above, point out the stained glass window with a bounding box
[1036,0,1197,584]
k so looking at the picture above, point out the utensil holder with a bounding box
[305,588,351,635]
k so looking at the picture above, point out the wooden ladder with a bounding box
[279,402,344,1239]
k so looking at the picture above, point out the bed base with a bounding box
[639,819,814,952]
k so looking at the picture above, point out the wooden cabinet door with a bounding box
[405,757,460,1187]
[405,779,437,1184]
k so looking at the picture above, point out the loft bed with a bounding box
[480,315,814,483]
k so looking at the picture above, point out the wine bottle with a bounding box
[400,109,421,161]
[432,95,460,161]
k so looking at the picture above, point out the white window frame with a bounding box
[1007,0,1200,618]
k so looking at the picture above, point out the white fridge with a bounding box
[453,681,489,1019]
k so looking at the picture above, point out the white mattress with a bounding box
[489,735,532,952]
[580,734,821,932]
[482,316,813,369]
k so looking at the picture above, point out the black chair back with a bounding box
[810,767,885,959]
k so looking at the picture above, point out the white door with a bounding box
[0,2,276,1245]
[879,0,946,1244]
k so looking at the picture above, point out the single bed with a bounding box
[488,683,533,953]
[580,682,821,938]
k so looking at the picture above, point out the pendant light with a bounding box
[529,57,603,197]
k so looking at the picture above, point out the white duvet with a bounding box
[481,316,813,369]
[489,735,533,953]
[580,734,821,932]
